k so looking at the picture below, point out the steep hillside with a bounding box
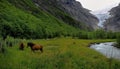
[104,4,120,32]
[0,0,99,39]
[58,0,99,29]
[33,0,99,30]
[0,0,81,39]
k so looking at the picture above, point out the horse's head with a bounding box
[27,42,35,48]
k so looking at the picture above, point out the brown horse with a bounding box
[19,43,25,50]
[27,42,43,53]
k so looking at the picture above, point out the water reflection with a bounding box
[90,42,120,60]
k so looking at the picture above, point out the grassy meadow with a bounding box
[0,37,120,69]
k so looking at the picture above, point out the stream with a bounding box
[90,42,120,60]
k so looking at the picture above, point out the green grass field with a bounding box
[0,37,120,69]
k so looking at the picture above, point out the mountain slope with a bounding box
[104,4,120,32]
[58,0,99,29]
[0,0,81,39]
[0,0,99,39]
[33,0,99,30]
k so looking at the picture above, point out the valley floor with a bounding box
[0,37,120,69]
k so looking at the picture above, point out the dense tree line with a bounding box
[76,29,119,39]
[1,24,120,40]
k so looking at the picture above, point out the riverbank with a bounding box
[90,42,120,60]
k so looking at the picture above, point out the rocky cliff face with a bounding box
[104,4,120,32]
[33,0,99,30]
[58,0,99,29]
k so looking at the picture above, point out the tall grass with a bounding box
[0,37,120,69]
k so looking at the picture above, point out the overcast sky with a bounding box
[76,0,120,11]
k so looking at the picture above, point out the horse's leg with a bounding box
[21,47,24,50]
[40,48,43,53]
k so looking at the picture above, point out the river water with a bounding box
[90,42,120,60]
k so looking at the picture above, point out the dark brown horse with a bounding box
[19,43,25,50]
[27,42,43,53]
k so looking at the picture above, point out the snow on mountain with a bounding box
[91,10,111,28]
[91,3,119,28]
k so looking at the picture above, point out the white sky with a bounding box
[76,0,120,11]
